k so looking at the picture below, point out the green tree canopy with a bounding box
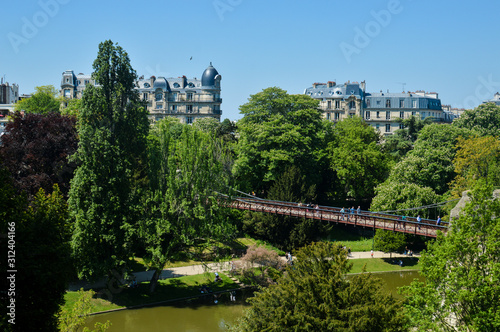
[373,229,406,258]
[243,166,325,250]
[453,102,500,137]
[141,121,235,292]
[69,40,149,280]
[0,181,73,332]
[327,116,390,201]
[402,185,500,331]
[14,85,60,114]
[230,242,407,331]
[370,180,439,218]
[234,87,324,194]
[450,135,500,197]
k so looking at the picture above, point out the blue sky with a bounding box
[1,0,499,120]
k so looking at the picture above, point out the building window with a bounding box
[334,112,340,121]
[85,80,89,85]
[376,111,380,118]
[335,100,340,109]
[386,111,390,120]
[365,111,370,120]
[376,123,380,131]
[186,116,193,124]
[366,99,370,107]
[399,111,404,118]
[399,123,404,129]
[326,112,331,120]
[143,93,148,100]
[172,105,177,112]
[64,89,70,98]
[413,100,417,108]
[385,124,391,132]
[349,113,354,118]
[399,99,404,108]
[187,105,193,113]
[412,111,416,116]
[156,103,163,109]
[155,93,162,101]
[187,93,193,101]
[172,92,178,101]
[327,100,332,109]
[386,99,391,108]
[349,101,356,110]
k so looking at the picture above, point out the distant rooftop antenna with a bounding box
[397,82,406,92]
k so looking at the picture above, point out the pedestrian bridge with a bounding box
[220,196,447,238]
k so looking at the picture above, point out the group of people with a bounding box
[340,206,361,220]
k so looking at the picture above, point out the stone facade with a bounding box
[60,63,222,124]
[305,81,449,135]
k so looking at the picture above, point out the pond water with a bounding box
[85,271,423,332]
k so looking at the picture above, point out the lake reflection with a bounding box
[86,271,422,331]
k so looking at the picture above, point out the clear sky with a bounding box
[1,0,499,121]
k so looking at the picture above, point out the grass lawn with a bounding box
[325,226,374,252]
[64,272,238,314]
[349,257,421,274]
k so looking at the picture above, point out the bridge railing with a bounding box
[219,195,447,237]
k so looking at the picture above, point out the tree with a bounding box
[0,182,73,332]
[402,185,500,331]
[0,112,78,199]
[243,165,324,250]
[234,87,325,195]
[382,116,433,161]
[69,40,149,280]
[60,98,82,117]
[14,85,60,114]
[370,181,439,218]
[450,135,500,197]
[140,121,235,292]
[373,229,406,258]
[192,116,220,133]
[58,289,110,332]
[230,242,408,331]
[327,116,390,201]
[453,102,500,137]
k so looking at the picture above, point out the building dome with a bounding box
[201,62,219,87]
[153,77,170,91]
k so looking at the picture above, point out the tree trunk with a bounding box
[149,269,161,293]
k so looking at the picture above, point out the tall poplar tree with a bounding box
[69,40,149,279]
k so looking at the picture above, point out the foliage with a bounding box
[238,245,284,285]
[450,135,500,197]
[0,112,78,199]
[58,289,111,332]
[230,242,408,331]
[402,185,500,331]
[382,116,433,161]
[370,181,439,218]
[69,40,150,280]
[327,116,390,201]
[243,166,325,250]
[217,118,237,143]
[373,229,406,257]
[14,85,60,114]
[234,87,324,194]
[60,98,82,117]
[374,123,472,214]
[141,121,235,292]
[453,102,500,137]
[0,182,73,332]
[192,116,220,133]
